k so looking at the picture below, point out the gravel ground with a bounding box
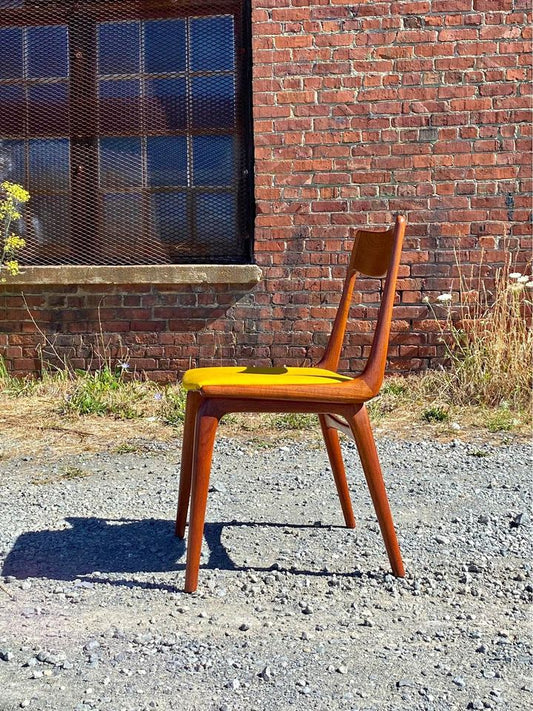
[0,433,531,711]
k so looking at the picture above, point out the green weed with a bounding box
[367,376,411,423]
[113,442,142,454]
[486,407,517,433]
[269,413,317,431]
[422,406,449,423]
[64,366,147,419]
[160,386,187,427]
[31,466,89,485]
[0,354,36,396]
[380,379,408,397]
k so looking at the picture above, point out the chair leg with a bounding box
[184,402,220,593]
[348,405,405,577]
[318,415,356,528]
[175,391,202,539]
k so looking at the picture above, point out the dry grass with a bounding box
[367,373,531,438]
[0,372,529,464]
[428,256,532,410]
[0,393,174,461]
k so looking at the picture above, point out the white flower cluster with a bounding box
[422,269,533,305]
[509,272,533,288]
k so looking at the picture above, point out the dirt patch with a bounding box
[0,392,529,464]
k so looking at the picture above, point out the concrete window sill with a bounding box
[5,264,262,286]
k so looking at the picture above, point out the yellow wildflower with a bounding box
[1,181,29,280]
[1,181,30,204]
[4,235,26,252]
[5,260,20,275]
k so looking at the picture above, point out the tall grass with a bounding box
[429,256,532,410]
[0,354,37,396]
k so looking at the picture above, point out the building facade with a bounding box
[1,0,531,379]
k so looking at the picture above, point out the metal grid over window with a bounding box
[0,0,254,265]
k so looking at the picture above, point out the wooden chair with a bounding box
[176,215,407,592]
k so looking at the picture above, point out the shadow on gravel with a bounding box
[2,518,185,582]
[2,518,354,590]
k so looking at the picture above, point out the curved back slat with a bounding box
[361,216,406,393]
[349,226,396,277]
[318,215,406,393]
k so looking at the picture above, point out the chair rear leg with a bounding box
[319,415,356,528]
[348,405,405,577]
[184,402,220,593]
[175,391,201,539]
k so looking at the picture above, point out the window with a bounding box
[0,0,254,265]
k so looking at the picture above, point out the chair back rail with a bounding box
[318,215,406,396]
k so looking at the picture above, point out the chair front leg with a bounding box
[319,414,356,528]
[175,391,202,539]
[184,399,221,593]
[348,405,405,577]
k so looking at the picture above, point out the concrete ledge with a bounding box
[6,264,263,286]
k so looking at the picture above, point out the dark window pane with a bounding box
[147,136,187,187]
[190,16,234,72]
[196,193,235,248]
[145,78,187,133]
[99,80,141,134]
[0,86,24,135]
[193,136,233,186]
[0,139,25,183]
[29,139,70,192]
[102,193,143,241]
[28,84,69,135]
[151,192,187,243]
[191,76,235,129]
[28,25,68,78]
[98,21,140,74]
[0,28,23,79]
[99,137,142,189]
[145,19,186,74]
[29,195,70,245]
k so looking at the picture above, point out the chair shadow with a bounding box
[1,517,360,592]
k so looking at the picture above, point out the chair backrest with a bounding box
[318,215,406,395]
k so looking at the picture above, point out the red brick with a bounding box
[434,0,472,10]
[438,28,478,41]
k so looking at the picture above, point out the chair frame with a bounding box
[176,215,407,592]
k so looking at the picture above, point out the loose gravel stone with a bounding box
[258,666,273,681]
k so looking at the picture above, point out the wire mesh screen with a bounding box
[0,0,253,265]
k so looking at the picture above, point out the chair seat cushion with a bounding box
[182,366,352,391]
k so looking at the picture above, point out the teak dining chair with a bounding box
[176,215,407,592]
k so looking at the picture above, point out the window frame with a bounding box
[0,0,255,266]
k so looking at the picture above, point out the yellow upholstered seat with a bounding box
[182,366,352,391]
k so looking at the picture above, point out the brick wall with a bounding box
[1,0,531,379]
